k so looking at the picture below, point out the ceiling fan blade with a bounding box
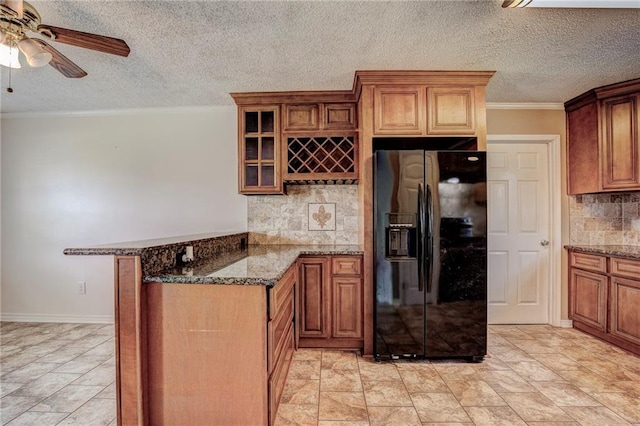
[1,0,24,18]
[37,24,130,57]
[35,39,87,78]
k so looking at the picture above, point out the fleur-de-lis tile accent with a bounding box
[312,205,332,228]
[308,203,336,231]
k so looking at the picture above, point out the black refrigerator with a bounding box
[374,149,487,362]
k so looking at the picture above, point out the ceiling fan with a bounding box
[0,0,129,78]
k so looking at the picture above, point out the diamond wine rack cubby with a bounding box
[285,136,358,184]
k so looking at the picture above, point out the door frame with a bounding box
[487,134,562,327]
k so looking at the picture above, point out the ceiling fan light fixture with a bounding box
[503,0,640,7]
[502,0,533,7]
[18,37,52,67]
[0,43,21,69]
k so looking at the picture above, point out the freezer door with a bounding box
[374,150,426,359]
[424,151,487,360]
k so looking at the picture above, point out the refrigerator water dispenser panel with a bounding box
[385,213,417,260]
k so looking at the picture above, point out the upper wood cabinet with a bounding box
[237,106,284,195]
[373,85,477,136]
[565,78,640,195]
[284,103,356,132]
[231,92,358,193]
[357,71,494,148]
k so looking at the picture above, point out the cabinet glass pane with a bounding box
[245,137,259,160]
[245,165,258,187]
[245,111,259,133]
[262,111,275,133]
[261,165,275,187]
[262,137,275,160]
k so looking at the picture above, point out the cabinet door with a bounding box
[298,257,330,338]
[609,276,640,346]
[239,106,283,194]
[332,277,363,339]
[283,104,319,131]
[373,85,425,135]
[323,103,356,130]
[566,102,601,195]
[569,268,608,332]
[601,94,640,191]
[427,87,476,135]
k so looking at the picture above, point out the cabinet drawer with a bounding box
[611,257,640,280]
[269,321,294,426]
[331,256,361,276]
[570,252,607,273]
[270,264,295,320]
[268,294,294,374]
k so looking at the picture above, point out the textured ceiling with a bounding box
[0,0,639,114]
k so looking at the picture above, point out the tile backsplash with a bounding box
[247,185,359,245]
[569,193,640,245]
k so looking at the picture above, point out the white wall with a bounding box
[1,107,246,322]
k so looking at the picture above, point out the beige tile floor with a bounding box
[1,322,115,425]
[276,325,640,426]
[2,322,640,425]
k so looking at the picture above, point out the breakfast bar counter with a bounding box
[64,232,364,425]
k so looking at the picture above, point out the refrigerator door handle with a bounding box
[417,183,425,292]
[426,184,434,293]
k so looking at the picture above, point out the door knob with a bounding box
[540,240,550,247]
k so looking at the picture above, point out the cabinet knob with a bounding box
[540,240,550,247]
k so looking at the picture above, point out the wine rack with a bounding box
[285,136,357,183]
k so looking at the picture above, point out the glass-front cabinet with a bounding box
[238,106,284,194]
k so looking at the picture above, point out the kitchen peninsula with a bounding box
[65,232,363,425]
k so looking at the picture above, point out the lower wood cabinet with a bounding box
[569,268,607,332]
[144,264,296,426]
[298,255,363,349]
[568,250,640,356]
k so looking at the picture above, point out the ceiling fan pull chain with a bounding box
[7,62,14,93]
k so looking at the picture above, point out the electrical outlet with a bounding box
[77,281,86,295]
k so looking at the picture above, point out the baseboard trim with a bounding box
[560,319,573,328]
[0,313,113,324]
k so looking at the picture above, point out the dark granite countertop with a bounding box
[565,245,640,259]
[145,244,364,286]
[63,231,247,256]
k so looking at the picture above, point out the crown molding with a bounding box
[487,102,564,110]
[1,102,567,119]
[0,105,235,119]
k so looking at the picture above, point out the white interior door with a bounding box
[487,142,551,324]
